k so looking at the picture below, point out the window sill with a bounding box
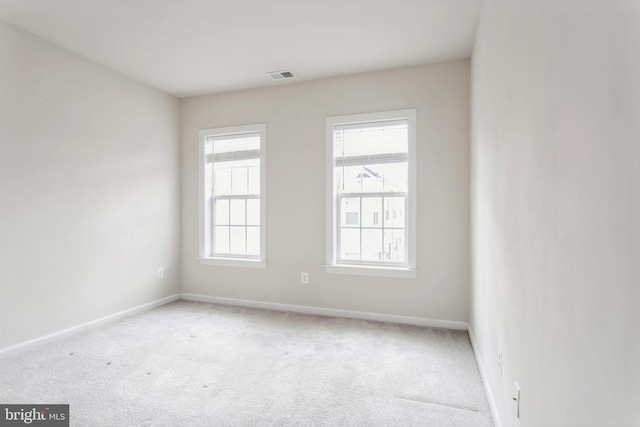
[199,257,266,269]
[325,264,417,279]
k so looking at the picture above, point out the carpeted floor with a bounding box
[0,300,494,426]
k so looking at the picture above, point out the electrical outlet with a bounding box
[513,382,520,419]
[157,268,164,279]
[498,349,503,375]
[300,272,309,284]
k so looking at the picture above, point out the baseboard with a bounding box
[468,327,502,427]
[0,294,180,359]
[0,291,468,358]
[179,293,469,331]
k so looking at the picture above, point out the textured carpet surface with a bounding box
[0,301,494,426]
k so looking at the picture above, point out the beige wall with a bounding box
[0,20,181,350]
[471,0,640,425]
[181,61,471,322]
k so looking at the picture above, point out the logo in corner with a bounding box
[1,405,68,426]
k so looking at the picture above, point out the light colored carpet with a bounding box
[0,300,494,426]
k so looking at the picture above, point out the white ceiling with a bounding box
[0,0,481,98]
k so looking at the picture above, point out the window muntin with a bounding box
[200,124,266,266]
[327,110,416,274]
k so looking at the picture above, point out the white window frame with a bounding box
[325,109,417,278]
[199,123,267,268]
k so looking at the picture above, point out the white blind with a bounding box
[334,119,408,166]
[206,132,260,163]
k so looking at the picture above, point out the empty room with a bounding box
[0,0,638,426]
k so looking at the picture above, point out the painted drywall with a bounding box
[181,61,471,322]
[471,1,640,425]
[0,20,180,351]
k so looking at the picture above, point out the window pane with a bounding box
[335,162,407,194]
[214,226,230,254]
[337,165,364,193]
[381,163,408,192]
[361,229,383,261]
[335,121,408,159]
[340,228,360,260]
[359,166,384,193]
[230,199,246,226]
[384,197,405,228]
[205,139,214,156]
[215,199,229,225]
[230,226,246,254]
[213,134,260,154]
[384,229,405,262]
[247,226,260,256]
[214,167,232,195]
[231,167,248,195]
[341,197,360,227]
[204,162,213,196]
[362,197,382,228]
[246,199,260,226]
[248,166,260,195]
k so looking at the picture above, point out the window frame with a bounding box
[325,109,417,278]
[199,123,267,268]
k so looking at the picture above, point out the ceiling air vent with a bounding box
[267,70,296,80]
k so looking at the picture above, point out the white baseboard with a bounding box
[468,327,502,427]
[0,294,180,359]
[179,293,469,331]
[0,292,469,361]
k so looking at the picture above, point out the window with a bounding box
[199,124,266,268]
[326,110,416,278]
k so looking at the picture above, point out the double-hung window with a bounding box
[199,123,266,268]
[326,110,416,278]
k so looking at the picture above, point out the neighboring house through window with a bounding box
[326,109,417,278]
